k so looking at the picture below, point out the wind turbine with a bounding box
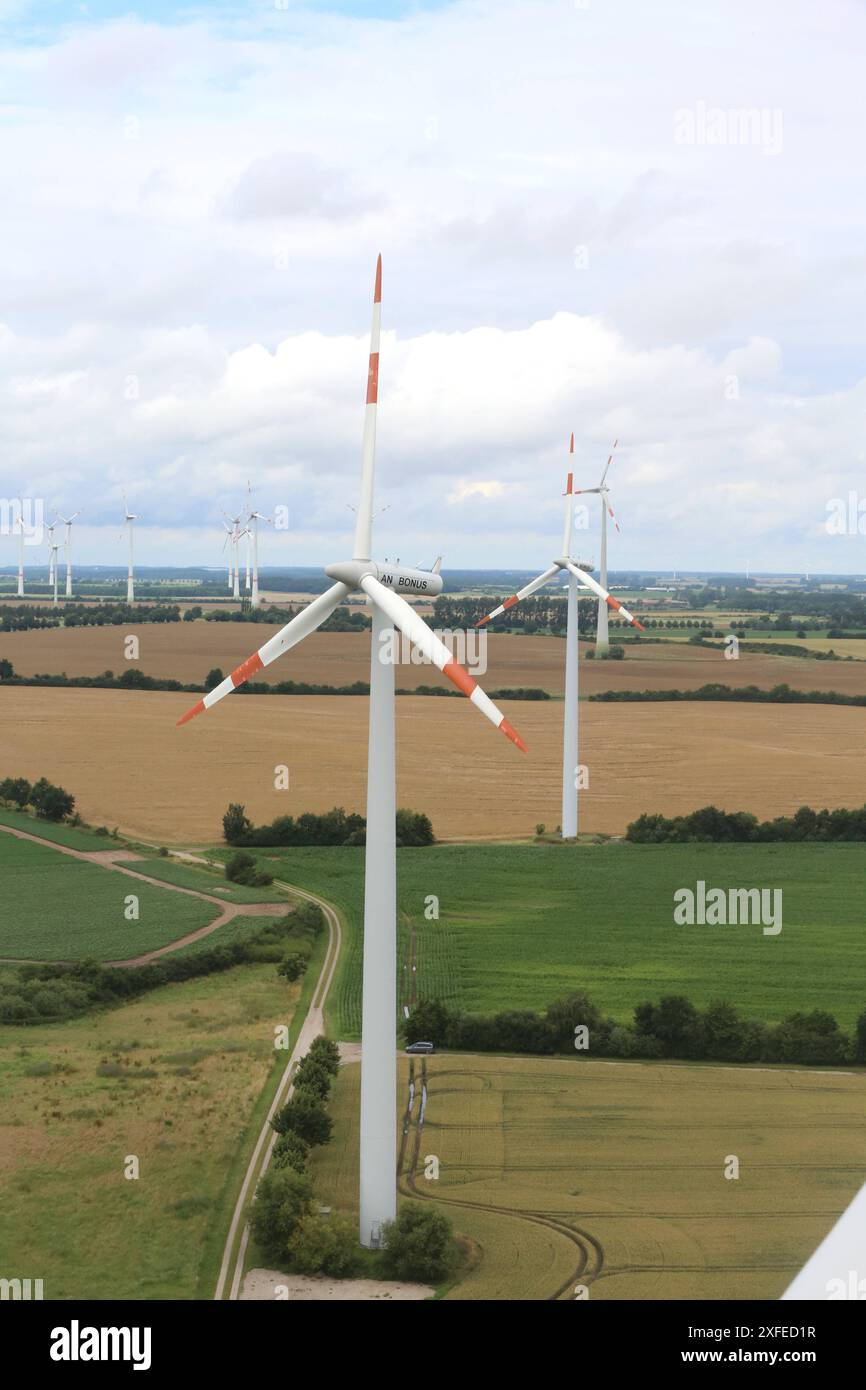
[246,490,272,608]
[574,442,621,655]
[122,494,139,603]
[221,521,235,593]
[14,508,25,597]
[46,520,57,591]
[176,257,526,1247]
[48,539,61,606]
[222,511,242,599]
[476,433,643,839]
[57,512,80,598]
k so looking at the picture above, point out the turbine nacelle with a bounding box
[324,558,444,598]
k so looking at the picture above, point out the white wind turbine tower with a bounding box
[221,521,235,593]
[46,520,57,591]
[14,508,25,597]
[48,539,61,606]
[122,494,139,603]
[57,512,80,598]
[574,442,621,655]
[222,511,242,599]
[477,433,644,840]
[176,257,526,1246]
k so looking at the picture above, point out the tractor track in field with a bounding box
[397,1056,605,1300]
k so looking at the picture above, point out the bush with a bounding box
[249,1169,315,1264]
[381,1204,457,1283]
[288,1212,361,1277]
[277,953,308,983]
[223,803,252,845]
[225,850,273,887]
[271,1091,333,1147]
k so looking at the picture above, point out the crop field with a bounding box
[3,622,866,695]
[0,807,116,850]
[310,1052,865,1301]
[2,686,866,844]
[0,832,220,961]
[0,963,303,1299]
[244,842,866,1037]
[118,854,283,904]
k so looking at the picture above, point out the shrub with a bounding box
[0,776,31,808]
[225,850,273,887]
[29,778,74,822]
[293,1056,332,1100]
[381,1204,457,1283]
[288,1212,361,1277]
[307,1036,340,1076]
[277,953,308,983]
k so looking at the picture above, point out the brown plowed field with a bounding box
[1,686,864,844]
[2,624,866,695]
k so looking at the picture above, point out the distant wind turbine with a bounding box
[477,433,643,839]
[122,494,139,603]
[574,442,621,655]
[57,512,80,598]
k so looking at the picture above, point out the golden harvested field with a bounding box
[4,623,866,695]
[2,686,866,843]
[312,1053,865,1301]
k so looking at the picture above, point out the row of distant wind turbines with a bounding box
[9,486,275,607]
[176,255,643,1248]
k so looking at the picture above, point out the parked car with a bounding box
[405,1041,435,1054]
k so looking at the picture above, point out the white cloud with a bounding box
[0,0,863,573]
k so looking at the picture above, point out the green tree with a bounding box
[271,1131,309,1174]
[205,667,224,689]
[222,803,252,845]
[271,1091,333,1147]
[29,778,74,822]
[0,776,31,808]
[381,1203,456,1283]
[248,1169,315,1264]
[293,1056,332,1099]
[307,1035,340,1075]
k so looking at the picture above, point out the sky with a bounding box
[1,0,865,573]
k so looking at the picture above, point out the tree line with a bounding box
[222,803,435,848]
[626,803,866,843]
[592,682,866,708]
[406,991,866,1068]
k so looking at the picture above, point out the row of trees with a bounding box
[0,602,183,632]
[0,775,74,822]
[222,803,435,849]
[406,991,866,1067]
[626,803,866,844]
[252,1034,456,1281]
[592,683,866,708]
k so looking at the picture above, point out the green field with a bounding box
[121,854,285,904]
[0,807,116,851]
[0,963,303,1298]
[227,842,866,1036]
[0,834,219,960]
[310,1052,865,1301]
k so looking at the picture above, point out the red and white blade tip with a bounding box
[374,254,382,303]
[569,432,574,453]
[500,719,527,753]
[177,699,205,727]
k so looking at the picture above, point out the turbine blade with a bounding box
[176,581,350,725]
[608,504,621,534]
[475,565,561,627]
[599,439,617,487]
[563,560,644,630]
[361,574,527,752]
[353,254,382,561]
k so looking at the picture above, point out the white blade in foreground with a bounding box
[176,581,351,724]
[563,560,644,630]
[361,574,527,752]
[782,1181,866,1299]
[475,565,562,627]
